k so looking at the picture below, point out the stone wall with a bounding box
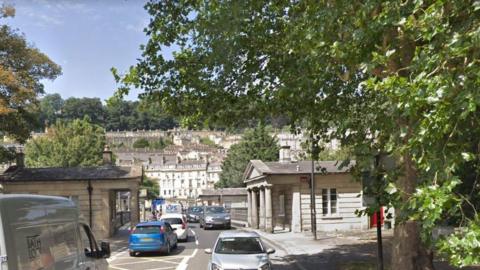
[299,174,367,232]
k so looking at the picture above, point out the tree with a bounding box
[115,1,480,268]
[132,138,149,148]
[216,125,279,188]
[62,97,106,126]
[141,178,160,200]
[25,117,106,167]
[39,93,64,130]
[0,5,61,162]
[150,137,173,150]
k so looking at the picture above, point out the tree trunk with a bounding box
[392,221,435,270]
[391,153,435,270]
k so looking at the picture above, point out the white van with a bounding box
[0,194,110,270]
[161,203,183,215]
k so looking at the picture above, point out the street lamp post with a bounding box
[310,136,317,240]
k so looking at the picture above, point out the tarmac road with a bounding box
[108,223,293,270]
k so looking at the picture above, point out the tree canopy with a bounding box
[35,94,179,131]
[0,5,61,162]
[115,1,480,268]
[216,125,279,188]
[25,117,106,167]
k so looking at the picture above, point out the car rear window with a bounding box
[162,218,183,225]
[215,237,265,254]
[133,226,160,234]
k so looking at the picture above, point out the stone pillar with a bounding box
[292,187,301,233]
[247,189,252,227]
[265,186,273,233]
[259,187,265,229]
[251,189,259,229]
[130,189,140,228]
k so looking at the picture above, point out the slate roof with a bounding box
[199,188,247,196]
[245,160,355,180]
[0,165,141,182]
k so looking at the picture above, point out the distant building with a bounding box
[145,159,222,202]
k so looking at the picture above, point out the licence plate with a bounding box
[140,238,153,242]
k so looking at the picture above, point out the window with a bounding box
[278,195,285,216]
[164,190,166,195]
[322,188,338,216]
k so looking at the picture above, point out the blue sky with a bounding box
[3,0,168,101]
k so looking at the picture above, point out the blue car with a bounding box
[129,221,178,256]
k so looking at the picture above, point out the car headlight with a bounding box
[259,263,271,270]
[211,262,222,270]
[224,216,231,220]
[206,216,214,222]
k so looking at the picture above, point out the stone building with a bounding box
[197,188,248,208]
[0,151,142,239]
[243,159,368,233]
[146,159,222,202]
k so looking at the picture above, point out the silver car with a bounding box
[205,230,275,270]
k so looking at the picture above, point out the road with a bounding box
[108,223,292,270]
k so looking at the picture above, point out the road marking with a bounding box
[189,229,199,245]
[176,248,198,270]
[108,249,128,263]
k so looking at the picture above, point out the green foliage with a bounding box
[216,125,279,188]
[39,94,64,128]
[199,137,217,147]
[25,117,106,167]
[0,6,61,162]
[62,97,105,125]
[132,138,150,148]
[437,218,480,267]
[116,0,480,266]
[141,178,160,200]
[150,137,173,150]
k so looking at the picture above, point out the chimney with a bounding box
[279,145,291,163]
[16,152,25,168]
[103,145,113,165]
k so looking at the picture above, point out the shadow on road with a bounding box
[278,239,480,270]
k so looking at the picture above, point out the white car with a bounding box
[160,213,188,241]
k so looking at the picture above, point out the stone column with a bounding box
[265,186,273,233]
[292,186,301,233]
[130,189,140,228]
[247,189,252,227]
[251,189,259,229]
[259,187,265,229]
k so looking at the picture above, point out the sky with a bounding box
[2,0,168,101]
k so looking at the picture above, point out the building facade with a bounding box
[145,160,222,201]
[243,159,368,233]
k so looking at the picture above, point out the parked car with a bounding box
[205,230,275,270]
[129,221,178,256]
[0,194,110,269]
[200,206,231,230]
[159,213,188,241]
[187,206,203,222]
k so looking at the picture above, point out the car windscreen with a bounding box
[133,226,160,234]
[162,218,183,225]
[205,207,225,214]
[215,237,265,254]
[189,207,202,213]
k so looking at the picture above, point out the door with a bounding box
[370,207,384,228]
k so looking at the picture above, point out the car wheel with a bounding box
[200,222,203,228]
[129,251,136,257]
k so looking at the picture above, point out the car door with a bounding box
[165,223,177,245]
